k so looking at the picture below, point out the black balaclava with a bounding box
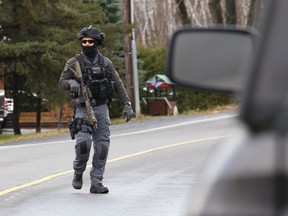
[81,43,97,56]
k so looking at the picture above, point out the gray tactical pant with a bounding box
[74,104,110,186]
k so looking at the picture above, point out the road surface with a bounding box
[0,111,240,216]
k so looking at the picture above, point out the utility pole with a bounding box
[123,0,140,117]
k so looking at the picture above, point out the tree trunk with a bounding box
[225,0,236,24]
[123,0,136,109]
[209,0,223,24]
[36,94,41,133]
[175,0,191,24]
[12,72,21,135]
[57,105,63,130]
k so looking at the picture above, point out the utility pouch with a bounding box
[89,78,111,99]
[67,118,83,140]
[67,118,77,140]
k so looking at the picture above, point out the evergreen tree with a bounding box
[96,0,121,24]
[209,0,223,24]
[0,0,109,134]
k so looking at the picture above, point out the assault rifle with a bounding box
[69,61,98,131]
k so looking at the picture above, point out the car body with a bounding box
[1,98,13,128]
[0,91,13,129]
[167,0,288,215]
[4,97,13,112]
[0,89,4,127]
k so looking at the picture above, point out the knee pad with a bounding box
[80,141,88,154]
[99,144,108,160]
[76,140,92,156]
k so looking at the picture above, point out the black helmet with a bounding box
[77,25,105,45]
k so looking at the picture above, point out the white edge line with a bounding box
[0,114,236,149]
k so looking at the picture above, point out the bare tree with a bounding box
[247,0,262,27]
[134,0,181,46]
[225,0,236,24]
[175,0,191,24]
[11,72,21,135]
[209,0,223,24]
[133,0,261,47]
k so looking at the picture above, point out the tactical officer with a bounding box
[58,26,135,194]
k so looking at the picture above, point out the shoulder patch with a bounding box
[66,57,77,67]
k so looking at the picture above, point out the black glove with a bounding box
[123,102,135,122]
[68,80,80,94]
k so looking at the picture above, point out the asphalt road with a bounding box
[0,111,240,216]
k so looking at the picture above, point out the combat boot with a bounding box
[90,183,109,194]
[72,173,83,190]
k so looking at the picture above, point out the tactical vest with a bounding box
[75,54,113,101]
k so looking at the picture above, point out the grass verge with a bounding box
[0,105,238,144]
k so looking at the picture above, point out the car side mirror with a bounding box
[167,26,256,93]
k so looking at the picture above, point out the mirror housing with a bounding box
[167,26,256,93]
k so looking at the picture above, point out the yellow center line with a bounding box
[0,135,227,196]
